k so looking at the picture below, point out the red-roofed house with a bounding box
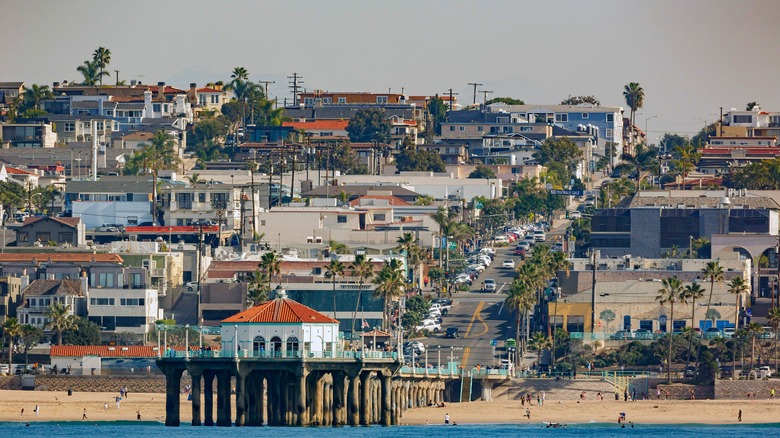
[282,120,349,140]
[220,288,339,358]
[0,164,40,187]
[50,345,169,375]
[16,216,86,247]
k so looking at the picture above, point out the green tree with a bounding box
[76,59,108,86]
[529,331,552,366]
[349,254,375,334]
[468,165,496,179]
[560,95,600,106]
[670,143,701,189]
[246,269,270,306]
[259,251,282,289]
[191,115,228,145]
[727,276,749,374]
[346,109,391,143]
[425,95,449,138]
[533,138,582,184]
[657,276,685,382]
[18,324,44,366]
[395,147,446,172]
[414,195,434,206]
[46,302,77,345]
[683,281,705,378]
[372,259,405,330]
[92,47,111,86]
[22,84,53,111]
[746,102,759,111]
[124,130,180,220]
[724,158,780,190]
[623,82,645,148]
[397,232,424,287]
[697,261,724,370]
[505,280,536,360]
[324,259,346,318]
[485,97,525,106]
[325,141,368,175]
[1,317,21,368]
[59,317,101,345]
[768,307,780,371]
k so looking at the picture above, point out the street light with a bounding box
[644,115,657,146]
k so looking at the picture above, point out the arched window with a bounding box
[252,336,265,356]
[270,336,282,357]
[286,336,299,357]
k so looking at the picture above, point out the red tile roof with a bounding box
[283,120,349,130]
[196,87,222,93]
[5,166,36,175]
[349,195,411,207]
[222,296,338,324]
[0,253,123,263]
[361,329,392,338]
[51,345,165,358]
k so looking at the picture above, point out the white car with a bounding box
[484,279,497,292]
[502,259,516,269]
[429,303,449,314]
[759,366,774,377]
[480,247,496,256]
[468,264,486,272]
[533,231,546,242]
[415,320,441,333]
[454,274,472,285]
[0,363,9,375]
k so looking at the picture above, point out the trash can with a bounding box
[760,369,768,379]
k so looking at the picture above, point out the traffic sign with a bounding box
[490,339,497,346]
[550,189,584,196]
[448,241,457,250]
[475,200,484,210]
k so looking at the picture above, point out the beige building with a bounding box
[551,255,751,334]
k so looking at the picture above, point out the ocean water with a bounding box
[2,421,779,437]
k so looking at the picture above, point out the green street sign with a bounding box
[448,241,457,250]
[475,200,484,210]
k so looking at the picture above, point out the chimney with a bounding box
[144,89,152,106]
[157,82,166,100]
[21,268,29,291]
[53,81,60,88]
[189,83,197,104]
[80,269,89,295]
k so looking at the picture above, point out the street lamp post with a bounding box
[425,346,429,375]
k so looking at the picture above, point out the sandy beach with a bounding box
[1,389,779,425]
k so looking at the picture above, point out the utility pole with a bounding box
[239,187,245,246]
[442,89,458,122]
[590,250,597,333]
[258,80,275,98]
[288,73,304,105]
[479,90,493,106]
[467,82,483,105]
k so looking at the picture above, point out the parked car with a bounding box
[634,329,653,340]
[704,327,722,339]
[483,279,497,292]
[759,366,774,377]
[0,363,9,375]
[514,246,526,257]
[720,365,734,378]
[430,302,451,314]
[184,282,199,292]
[569,211,582,219]
[445,327,460,339]
[431,298,453,308]
[533,230,546,242]
[404,341,425,354]
[415,320,441,333]
[454,274,472,285]
[502,259,516,269]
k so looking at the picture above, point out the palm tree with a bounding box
[349,254,375,334]
[23,84,53,111]
[529,331,552,368]
[705,309,721,331]
[697,261,724,369]
[505,280,536,362]
[2,317,21,367]
[372,259,405,330]
[136,131,180,222]
[396,232,422,287]
[246,269,270,306]
[92,47,111,86]
[76,59,108,86]
[623,82,645,149]
[46,302,76,345]
[767,307,780,372]
[682,281,705,378]
[187,173,203,185]
[259,251,282,290]
[671,143,701,190]
[657,276,685,383]
[324,259,346,318]
[745,323,765,370]
[727,276,749,374]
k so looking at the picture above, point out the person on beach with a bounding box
[444,413,450,424]
[525,408,531,419]
[137,411,141,421]
[771,388,775,399]
[632,388,637,401]
[541,391,546,405]
[20,408,24,420]
[104,403,108,411]
[656,388,661,399]
[82,408,88,420]
[738,410,742,422]
[34,405,39,416]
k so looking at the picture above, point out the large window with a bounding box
[660,209,700,249]
[120,298,145,306]
[566,315,584,333]
[733,115,752,124]
[90,298,115,306]
[35,232,50,242]
[555,114,569,122]
[337,215,347,223]
[729,209,769,233]
[592,209,631,232]
[376,96,388,104]
[58,232,73,242]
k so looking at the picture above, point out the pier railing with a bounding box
[162,349,398,360]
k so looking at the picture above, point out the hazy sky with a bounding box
[3,0,780,138]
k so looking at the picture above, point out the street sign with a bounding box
[448,241,457,250]
[475,200,484,210]
[746,308,753,317]
[490,339,497,346]
[550,189,584,196]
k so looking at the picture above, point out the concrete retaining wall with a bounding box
[714,379,779,399]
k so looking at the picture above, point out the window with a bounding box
[338,97,346,104]
[105,110,113,116]
[503,126,512,133]
[449,126,455,131]
[477,126,482,132]
[555,114,568,122]
[98,272,115,288]
[520,126,533,132]
[18,232,28,242]
[153,104,161,112]
[58,232,73,242]
[198,192,206,202]
[376,96,388,104]
[210,95,219,104]
[459,126,465,131]
[582,113,589,119]
[304,98,314,106]
[337,215,347,223]
[323,98,332,104]
[35,232,50,243]
[733,115,752,124]
[605,129,613,138]
[606,113,615,122]
[127,216,138,225]
[90,298,115,306]
[566,315,585,333]
[120,298,145,306]
[373,213,386,221]
[64,123,75,132]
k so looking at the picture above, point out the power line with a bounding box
[258,80,275,99]
[478,90,493,106]
[467,82,483,105]
[442,88,458,122]
[287,73,304,105]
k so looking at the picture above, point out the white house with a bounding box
[87,285,161,336]
[220,288,340,358]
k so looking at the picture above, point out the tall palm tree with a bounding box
[372,259,405,330]
[2,317,21,367]
[698,261,724,368]
[23,84,53,111]
[46,302,76,345]
[623,82,645,149]
[727,276,749,374]
[259,251,282,290]
[682,281,705,378]
[397,232,422,288]
[324,259,346,318]
[671,143,701,189]
[76,59,108,86]
[92,47,111,86]
[657,276,685,383]
[767,307,780,372]
[246,269,270,307]
[349,254,374,334]
[745,323,764,370]
[528,331,552,368]
[137,131,180,222]
[505,280,536,362]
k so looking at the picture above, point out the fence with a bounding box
[162,349,398,360]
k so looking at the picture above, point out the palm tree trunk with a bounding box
[351,280,362,335]
[733,295,740,378]
[516,312,521,366]
[684,297,696,381]
[332,278,337,319]
[697,281,716,371]
[668,302,674,383]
